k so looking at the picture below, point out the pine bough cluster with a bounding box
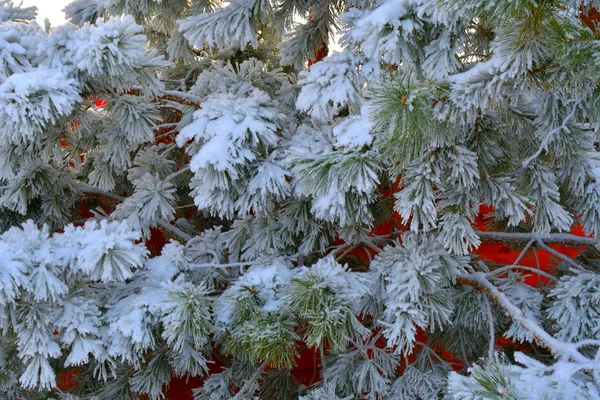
[1,0,600,398]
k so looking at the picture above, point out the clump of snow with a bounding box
[178,85,281,175]
[60,220,148,283]
[332,106,374,148]
[0,66,80,144]
[75,16,146,77]
[0,240,28,306]
[0,22,44,82]
[214,259,295,325]
[297,50,362,121]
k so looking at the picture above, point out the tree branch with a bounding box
[76,182,126,202]
[476,230,599,246]
[76,182,194,243]
[156,220,193,242]
[458,272,590,364]
[162,90,203,108]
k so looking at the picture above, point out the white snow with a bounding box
[332,106,374,149]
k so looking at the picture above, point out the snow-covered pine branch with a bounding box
[1,0,600,398]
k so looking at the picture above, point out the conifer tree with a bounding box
[1,0,600,398]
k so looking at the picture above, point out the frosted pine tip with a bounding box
[401,96,407,105]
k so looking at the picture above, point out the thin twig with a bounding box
[76,182,126,202]
[489,264,556,281]
[534,248,542,286]
[175,204,196,210]
[232,361,267,400]
[512,238,535,266]
[164,90,204,105]
[522,95,585,169]
[153,122,179,131]
[484,297,495,360]
[157,220,193,242]
[77,182,195,243]
[166,165,190,181]
[363,241,382,254]
[189,261,257,269]
[334,244,356,261]
[536,239,585,272]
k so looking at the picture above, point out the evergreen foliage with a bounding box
[0,0,600,398]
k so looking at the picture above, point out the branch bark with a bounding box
[476,230,599,247]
